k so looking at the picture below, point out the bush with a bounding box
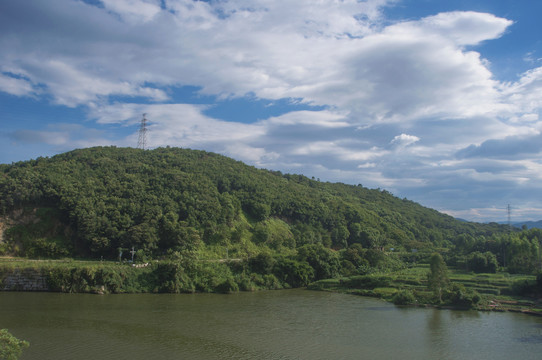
[0,329,29,360]
[46,267,95,293]
[345,275,392,289]
[297,243,340,280]
[273,257,314,287]
[444,283,481,308]
[393,290,417,305]
[340,260,357,277]
[509,279,537,296]
[96,268,124,293]
[249,252,276,274]
[215,277,239,294]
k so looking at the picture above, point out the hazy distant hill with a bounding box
[0,146,509,259]
[512,220,542,229]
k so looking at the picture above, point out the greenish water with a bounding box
[1,290,542,359]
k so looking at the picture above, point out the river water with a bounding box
[1,290,542,359]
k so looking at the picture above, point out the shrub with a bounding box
[0,329,29,360]
[215,277,239,294]
[153,262,185,293]
[249,252,276,274]
[236,273,256,292]
[345,275,392,289]
[273,257,314,287]
[297,243,340,280]
[96,268,124,293]
[444,283,481,308]
[509,279,537,296]
[340,260,357,277]
[260,274,282,290]
[393,290,416,305]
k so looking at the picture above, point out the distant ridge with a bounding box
[512,220,542,230]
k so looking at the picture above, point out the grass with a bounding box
[308,265,541,314]
[0,257,118,269]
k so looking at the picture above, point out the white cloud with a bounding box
[502,67,542,114]
[419,11,512,46]
[2,0,542,221]
[16,59,170,107]
[390,133,420,147]
[265,110,351,128]
[0,73,34,97]
[101,0,161,24]
[0,1,513,117]
[7,124,113,151]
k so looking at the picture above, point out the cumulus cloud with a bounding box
[2,0,542,221]
[419,11,512,46]
[0,0,511,116]
[390,133,420,147]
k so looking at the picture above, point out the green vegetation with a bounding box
[0,146,541,302]
[427,253,449,302]
[0,146,513,259]
[0,329,29,360]
[309,264,542,312]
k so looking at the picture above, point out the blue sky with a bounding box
[1,0,542,223]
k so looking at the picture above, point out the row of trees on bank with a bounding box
[449,229,542,274]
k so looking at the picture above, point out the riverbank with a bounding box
[0,257,284,294]
[307,266,542,316]
[2,258,541,317]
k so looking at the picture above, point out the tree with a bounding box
[297,243,340,280]
[466,251,498,273]
[0,329,29,360]
[427,253,449,302]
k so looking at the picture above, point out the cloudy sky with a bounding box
[1,0,542,223]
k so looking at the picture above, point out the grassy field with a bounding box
[309,265,542,315]
[0,257,109,268]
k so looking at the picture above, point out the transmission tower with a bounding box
[137,113,148,150]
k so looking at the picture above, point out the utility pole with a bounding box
[137,113,148,150]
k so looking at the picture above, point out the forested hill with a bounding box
[0,146,508,259]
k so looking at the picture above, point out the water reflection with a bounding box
[365,306,397,311]
[516,335,542,344]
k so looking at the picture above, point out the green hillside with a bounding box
[0,146,500,256]
[1,146,540,289]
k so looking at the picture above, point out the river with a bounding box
[1,290,541,359]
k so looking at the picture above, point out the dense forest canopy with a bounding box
[1,146,540,276]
